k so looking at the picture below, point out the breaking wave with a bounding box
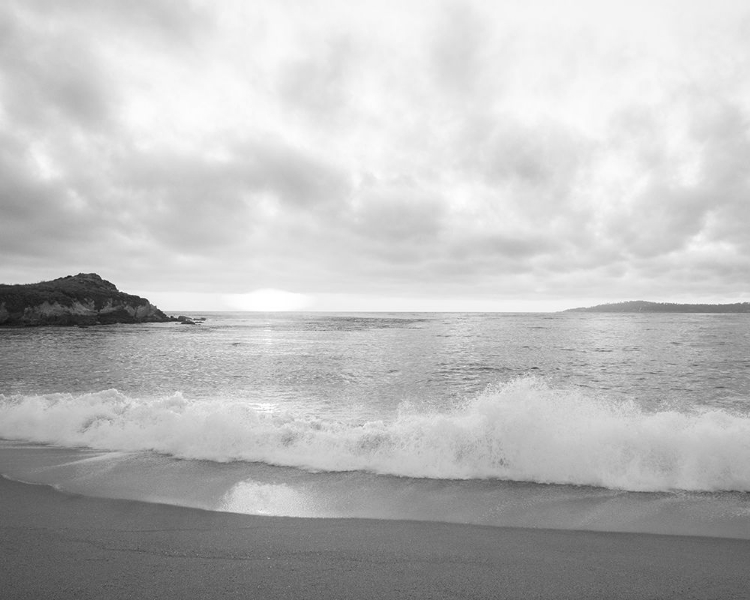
[1,377,749,492]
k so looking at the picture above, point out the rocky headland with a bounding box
[565,300,750,313]
[0,273,174,326]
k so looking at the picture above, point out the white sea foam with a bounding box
[1,378,749,492]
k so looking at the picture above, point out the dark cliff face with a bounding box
[0,273,173,326]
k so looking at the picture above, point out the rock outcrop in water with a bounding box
[565,300,750,313]
[0,273,174,326]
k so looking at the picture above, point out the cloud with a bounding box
[224,289,312,311]
[1,0,750,307]
[277,35,356,121]
[429,3,487,96]
[0,11,108,133]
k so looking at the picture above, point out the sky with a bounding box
[1,0,749,312]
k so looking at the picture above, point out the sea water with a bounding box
[1,312,749,538]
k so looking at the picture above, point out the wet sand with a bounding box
[2,476,750,599]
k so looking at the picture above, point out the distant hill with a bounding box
[0,273,173,326]
[565,300,750,313]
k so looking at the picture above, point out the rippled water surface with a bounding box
[2,312,749,412]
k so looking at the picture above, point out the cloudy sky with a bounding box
[1,0,749,311]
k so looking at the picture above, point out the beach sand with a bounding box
[2,476,750,599]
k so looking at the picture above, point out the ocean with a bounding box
[1,312,749,539]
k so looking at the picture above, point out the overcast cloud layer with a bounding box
[1,0,749,310]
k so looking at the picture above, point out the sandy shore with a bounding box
[2,477,750,599]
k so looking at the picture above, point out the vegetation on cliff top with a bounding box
[0,273,150,312]
[565,300,750,313]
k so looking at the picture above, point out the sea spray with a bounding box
[1,377,749,492]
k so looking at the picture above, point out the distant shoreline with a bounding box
[565,300,750,313]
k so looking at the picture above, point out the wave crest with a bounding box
[1,378,749,492]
